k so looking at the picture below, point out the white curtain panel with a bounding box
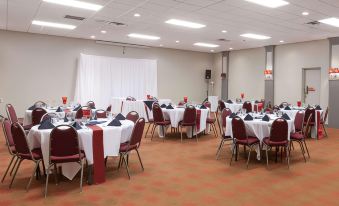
[74,53,157,109]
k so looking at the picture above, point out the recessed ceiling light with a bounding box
[222,30,227,33]
[210,50,215,52]
[302,12,309,16]
[43,0,103,11]
[175,40,180,43]
[90,35,95,39]
[134,13,141,17]
[159,44,163,47]
[127,33,160,40]
[240,33,271,40]
[229,48,233,50]
[165,19,206,29]
[244,0,289,8]
[194,42,220,48]
[32,20,76,30]
[319,17,339,28]
[280,40,284,43]
[101,30,106,34]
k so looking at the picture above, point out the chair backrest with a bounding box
[304,107,316,124]
[265,108,273,114]
[269,118,288,143]
[203,101,211,108]
[242,101,252,113]
[129,118,146,147]
[41,112,58,123]
[126,111,139,123]
[279,102,289,108]
[32,108,47,126]
[294,111,304,132]
[50,125,80,160]
[34,101,47,108]
[126,96,136,101]
[144,104,151,121]
[6,104,18,123]
[303,114,312,137]
[75,108,83,119]
[2,119,15,154]
[183,105,197,124]
[153,104,165,122]
[273,105,280,111]
[87,101,96,109]
[106,105,112,112]
[95,109,107,118]
[178,101,186,106]
[231,116,247,141]
[218,100,226,112]
[221,108,232,128]
[11,122,31,156]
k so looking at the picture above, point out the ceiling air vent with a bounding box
[64,15,86,21]
[95,19,127,27]
[306,21,320,25]
[217,38,231,42]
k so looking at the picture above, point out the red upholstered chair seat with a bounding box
[263,137,288,146]
[23,124,33,130]
[290,133,303,140]
[18,148,43,160]
[119,142,138,152]
[157,120,171,126]
[51,152,85,163]
[179,120,195,126]
[206,117,216,124]
[10,146,16,153]
[235,136,259,145]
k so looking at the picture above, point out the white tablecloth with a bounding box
[27,119,134,180]
[159,107,209,138]
[224,102,243,113]
[208,96,218,112]
[23,108,65,125]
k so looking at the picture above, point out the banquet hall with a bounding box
[1,0,339,205]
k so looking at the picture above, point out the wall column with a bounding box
[221,51,229,100]
[328,37,339,128]
[264,45,275,106]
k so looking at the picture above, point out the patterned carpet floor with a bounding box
[0,125,339,206]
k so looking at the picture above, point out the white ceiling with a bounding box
[1,0,339,52]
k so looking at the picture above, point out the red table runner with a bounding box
[196,109,201,131]
[87,125,105,184]
[316,111,323,139]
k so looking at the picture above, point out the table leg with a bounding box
[87,165,93,185]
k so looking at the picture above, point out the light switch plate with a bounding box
[0,98,4,103]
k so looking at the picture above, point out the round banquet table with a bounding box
[224,114,295,160]
[27,118,134,181]
[23,108,66,125]
[158,106,209,138]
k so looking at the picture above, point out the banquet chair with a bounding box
[151,104,171,141]
[217,100,226,135]
[279,102,289,108]
[126,111,139,123]
[179,105,197,142]
[95,109,107,118]
[45,125,85,197]
[264,108,273,114]
[273,105,280,111]
[178,101,186,106]
[320,107,328,137]
[34,101,47,108]
[118,118,145,179]
[242,101,252,113]
[126,96,136,101]
[32,108,47,126]
[1,119,18,183]
[9,122,44,191]
[143,102,155,138]
[262,118,290,169]
[203,101,211,108]
[75,108,83,119]
[41,113,59,123]
[303,107,316,138]
[290,114,312,162]
[106,105,112,112]
[216,108,233,160]
[5,104,32,130]
[294,111,305,134]
[86,101,96,109]
[230,116,260,168]
[205,101,218,138]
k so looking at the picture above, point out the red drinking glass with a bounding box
[147,94,151,99]
[62,96,67,105]
[241,93,244,99]
[82,109,91,118]
[297,101,301,107]
[184,96,188,103]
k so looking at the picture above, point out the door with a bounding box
[303,68,321,105]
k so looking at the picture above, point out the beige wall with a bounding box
[0,30,214,117]
[275,40,329,108]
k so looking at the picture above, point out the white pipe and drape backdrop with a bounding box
[74,53,158,109]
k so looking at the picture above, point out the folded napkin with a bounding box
[93,115,97,120]
[160,104,167,108]
[226,100,233,104]
[73,105,81,111]
[115,113,126,121]
[315,105,322,110]
[86,120,106,126]
[72,122,82,130]
[56,106,62,112]
[262,115,270,122]
[255,100,259,103]
[166,105,174,109]
[282,113,290,120]
[229,113,236,118]
[38,119,55,130]
[64,114,69,122]
[279,105,284,108]
[284,106,291,110]
[144,100,154,111]
[107,118,121,127]
[244,114,253,121]
[89,105,96,109]
[28,105,36,110]
[200,105,207,109]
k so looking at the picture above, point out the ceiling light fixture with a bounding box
[175,40,180,43]
[134,13,141,17]
[159,44,163,47]
[194,42,220,48]
[43,0,103,11]
[240,33,271,40]
[280,40,284,43]
[229,48,233,50]
[165,19,206,29]
[244,0,289,8]
[319,17,339,27]
[222,30,227,33]
[127,33,160,40]
[101,30,106,34]
[90,35,95,39]
[32,20,76,29]
[210,50,215,52]
[302,12,309,16]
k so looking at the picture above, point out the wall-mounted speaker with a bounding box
[205,69,211,79]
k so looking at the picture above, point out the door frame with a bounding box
[302,67,321,103]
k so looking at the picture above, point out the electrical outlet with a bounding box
[0,98,4,103]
